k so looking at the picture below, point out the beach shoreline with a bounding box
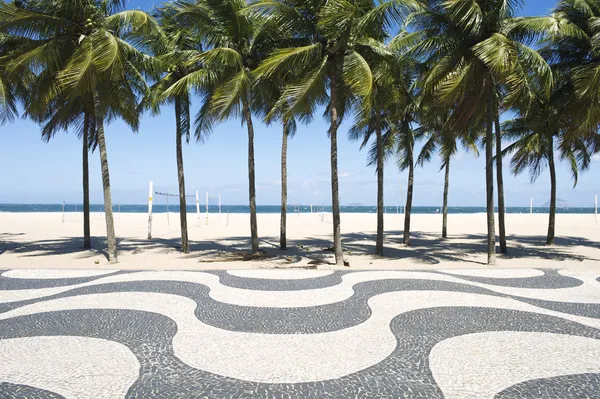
[1,212,599,270]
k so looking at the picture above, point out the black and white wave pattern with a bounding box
[1,268,600,398]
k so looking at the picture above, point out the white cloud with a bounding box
[592,153,600,162]
[339,171,352,178]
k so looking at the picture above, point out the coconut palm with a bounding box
[355,41,419,250]
[251,0,421,264]
[408,0,553,264]
[502,90,591,245]
[254,82,299,250]
[0,0,160,262]
[29,93,96,249]
[143,5,205,254]
[349,96,390,255]
[348,39,408,255]
[165,0,288,255]
[416,105,480,238]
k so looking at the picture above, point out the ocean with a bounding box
[0,204,595,214]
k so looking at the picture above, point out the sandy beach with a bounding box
[0,211,599,270]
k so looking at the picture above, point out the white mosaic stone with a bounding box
[430,332,600,399]
[227,270,334,279]
[2,290,600,383]
[1,269,115,279]
[0,336,139,398]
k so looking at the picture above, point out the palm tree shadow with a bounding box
[1,230,598,265]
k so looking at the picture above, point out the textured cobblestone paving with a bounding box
[0,268,599,398]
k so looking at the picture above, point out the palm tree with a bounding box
[166,0,287,255]
[29,93,96,249]
[502,90,590,245]
[144,5,205,254]
[349,39,409,255]
[350,103,388,255]
[0,0,160,263]
[252,0,420,265]
[416,105,479,238]
[408,0,552,264]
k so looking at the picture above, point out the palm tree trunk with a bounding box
[442,159,450,239]
[93,90,117,263]
[495,116,507,253]
[403,162,414,245]
[375,113,384,256]
[403,122,414,246]
[280,119,289,250]
[329,60,344,266]
[175,97,189,253]
[242,98,259,254]
[547,136,556,245]
[486,89,496,265]
[82,112,91,249]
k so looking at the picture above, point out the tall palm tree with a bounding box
[165,0,286,255]
[416,105,480,238]
[29,93,96,249]
[252,0,421,265]
[502,91,590,245]
[144,5,205,254]
[349,38,409,255]
[0,0,160,263]
[408,0,552,264]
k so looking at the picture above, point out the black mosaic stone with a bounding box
[0,270,130,290]
[207,270,350,291]
[495,373,600,399]
[434,268,584,289]
[0,382,65,399]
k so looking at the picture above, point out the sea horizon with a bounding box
[0,204,596,214]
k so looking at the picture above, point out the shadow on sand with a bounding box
[1,229,599,266]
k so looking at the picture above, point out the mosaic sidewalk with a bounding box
[1,268,600,398]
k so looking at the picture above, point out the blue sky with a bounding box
[1,0,598,207]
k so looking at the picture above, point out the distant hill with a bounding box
[346,203,365,207]
[541,198,570,208]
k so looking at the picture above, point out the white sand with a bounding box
[0,211,599,270]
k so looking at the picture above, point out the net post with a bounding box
[530,198,533,215]
[595,195,598,221]
[205,191,209,225]
[218,194,222,218]
[147,181,153,239]
[166,190,170,226]
[196,190,200,219]
[62,201,65,223]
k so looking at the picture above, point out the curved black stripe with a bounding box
[209,270,349,291]
[435,268,584,289]
[495,373,600,399]
[1,307,599,398]
[0,270,130,290]
[2,277,600,334]
[0,382,64,399]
